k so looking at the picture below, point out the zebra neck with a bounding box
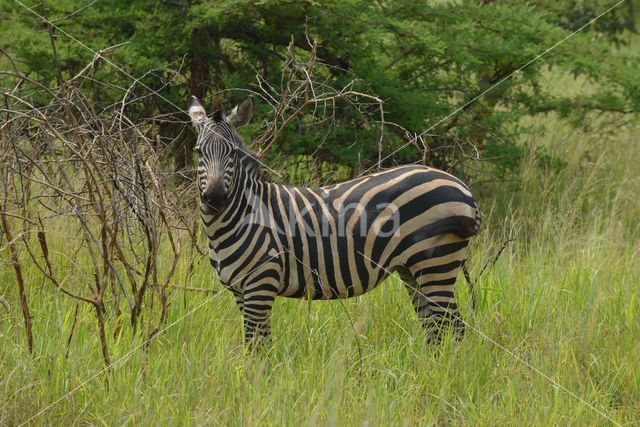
[205,168,264,247]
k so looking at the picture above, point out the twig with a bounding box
[65,303,79,359]
[477,238,515,279]
[465,238,515,310]
[462,261,476,310]
[0,296,9,313]
[0,207,33,353]
[50,0,98,23]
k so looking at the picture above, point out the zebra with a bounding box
[189,95,482,346]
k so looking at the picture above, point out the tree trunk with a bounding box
[175,27,212,171]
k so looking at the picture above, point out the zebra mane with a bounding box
[236,143,263,180]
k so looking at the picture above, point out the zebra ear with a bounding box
[188,96,207,130]
[226,96,253,128]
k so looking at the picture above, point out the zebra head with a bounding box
[188,95,254,215]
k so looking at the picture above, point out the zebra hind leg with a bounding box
[404,238,469,344]
[397,266,433,330]
[231,288,244,314]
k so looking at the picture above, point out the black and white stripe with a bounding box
[189,96,481,345]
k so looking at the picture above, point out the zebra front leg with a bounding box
[242,282,278,349]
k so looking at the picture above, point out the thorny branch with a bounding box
[0,37,406,367]
[0,49,200,367]
[249,38,394,177]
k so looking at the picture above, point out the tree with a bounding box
[2,0,638,180]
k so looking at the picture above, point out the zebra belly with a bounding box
[276,220,468,300]
[278,233,389,300]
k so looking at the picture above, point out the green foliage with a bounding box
[2,0,639,177]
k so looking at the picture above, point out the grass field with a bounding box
[1,113,639,425]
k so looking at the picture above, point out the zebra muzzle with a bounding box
[201,179,226,213]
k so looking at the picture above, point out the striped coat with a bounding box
[190,96,481,345]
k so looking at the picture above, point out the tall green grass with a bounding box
[1,116,639,425]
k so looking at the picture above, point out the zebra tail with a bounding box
[453,202,482,239]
